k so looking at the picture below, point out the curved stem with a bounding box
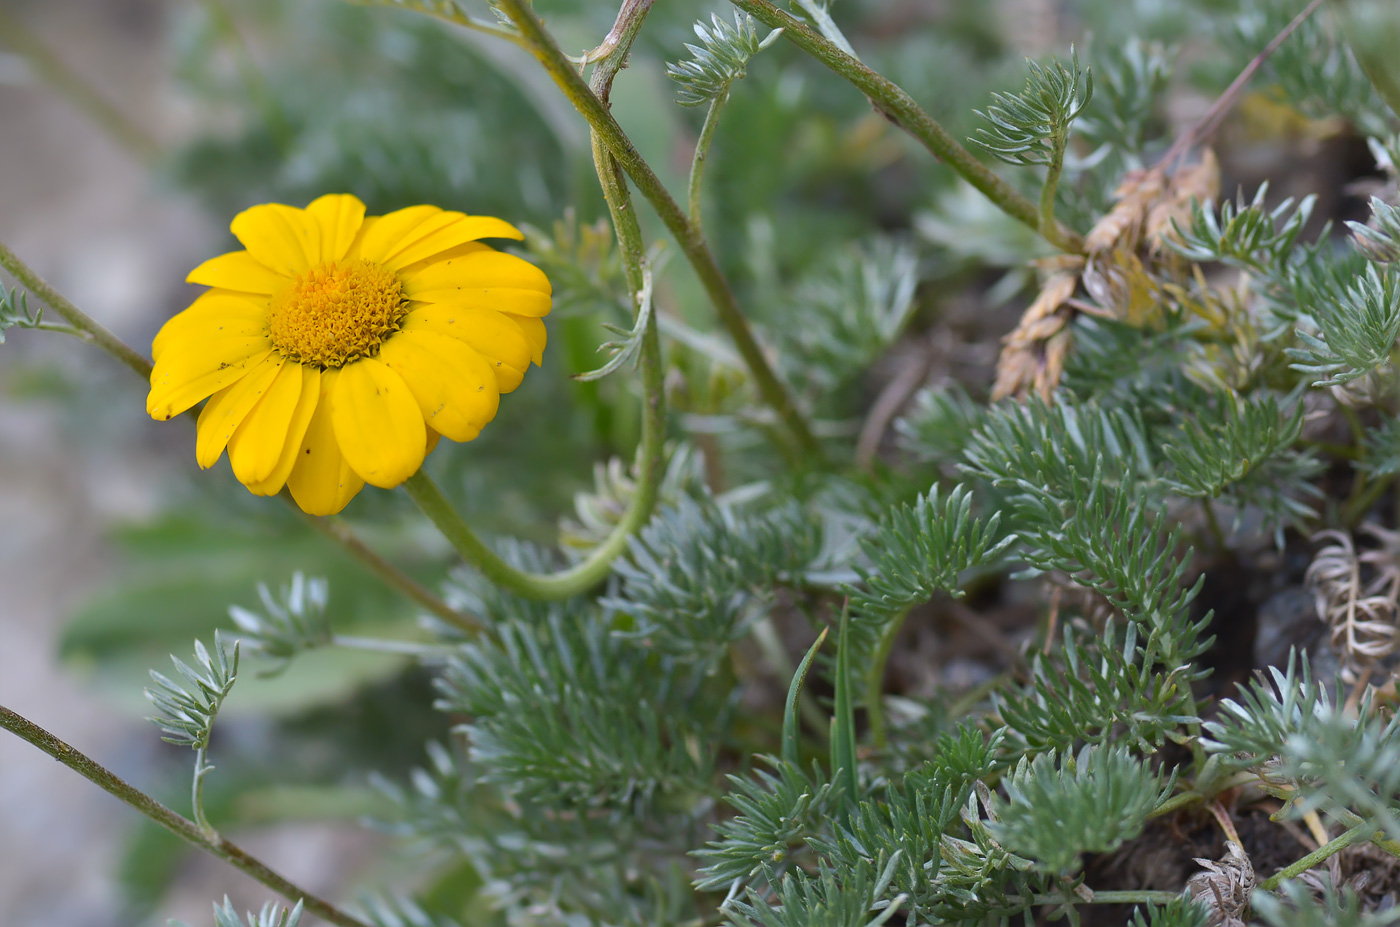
[296,508,482,634]
[865,606,910,752]
[494,0,822,462]
[0,706,373,927]
[1258,822,1373,891]
[401,0,665,602]
[0,239,471,630]
[1039,134,1075,252]
[688,91,730,235]
[0,239,153,380]
[728,0,1083,253]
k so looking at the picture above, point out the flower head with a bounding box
[148,194,550,515]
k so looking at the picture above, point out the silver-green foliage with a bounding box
[1202,653,1400,844]
[995,621,1199,757]
[144,631,239,750]
[171,897,303,927]
[436,607,726,812]
[1253,883,1400,927]
[988,745,1168,875]
[973,50,1092,166]
[227,573,331,674]
[666,13,781,107]
[848,484,1013,624]
[607,497,824,661]
[1290,265,1400,386]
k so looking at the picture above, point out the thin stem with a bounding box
[0,8,160,163]
[330,634,456,657]
[192,747,216,839]
[406,442,662,600]
[865,606,910,751]
[0,706,373,927]
[401,0,668,603]
[494,0,823,461]
[688,91,730,236]
[389,0,527,47]
[1149,789,1204,819]
[728,0,1083,253]
[1158,0,1325,168]
[1258,822,1373,891]
[0,239,153,380]
[1201,498,1230,553]
[296,508,482,634]
[0,239,473,631]
[1039,133,1075,252]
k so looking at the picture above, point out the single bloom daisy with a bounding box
[148,193,550,516]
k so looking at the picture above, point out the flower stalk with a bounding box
[728,0,1084,253]
[493,0,823,462]
[0,238,472,630]
[0,705,374,927]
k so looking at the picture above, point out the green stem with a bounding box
[0,8,160,163]
[1343,472,1393,527]
[0,239,473,630]
[1201,498,1230,553]
[688,91,730,236]
[192,747,216,839]
[404,436,663,600]
[728,0,1083,253]
[401,0,666,603]
[0,706,373,927]
[0,239,153,380]
[1258,822,1373,891]
[865,606,910,751]
[296,508,483,634]
[1148,789,1204,819]
[494,0,823,462]
[330,634,455,657]
[1039,134,1075,252]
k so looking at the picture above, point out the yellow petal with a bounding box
[228,361,308,485]
[425,427,441,456]
[381,214,525,272]
[152,291,268,363]
[379,329,500,442]
[401,250,552,314]
[230,203,319,276]
[304,194,367,263]
[148,338,273,421]
[186,251,289,294]
[351,205,443,264]
[194,353,287,468]
[331,358,427,488]
[401,305,531,393]
[287,369,366,516]
[394,241,491,276]
[506,314,546,366]
[245,367,322,496]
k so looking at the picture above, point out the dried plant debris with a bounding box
[993,152,1220,401]
[1306,526,1400,683]
[1186,841,1254,927]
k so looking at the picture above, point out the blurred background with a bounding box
[0,0,1375,923]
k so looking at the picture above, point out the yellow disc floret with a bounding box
[267,259,406,368]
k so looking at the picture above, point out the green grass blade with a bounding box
[831,602,859,803]
[782,627,828,767]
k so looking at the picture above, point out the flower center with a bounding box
[267,259,407,368]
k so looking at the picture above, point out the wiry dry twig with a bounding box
[1306,527,1400,684]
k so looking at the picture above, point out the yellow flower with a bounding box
[148,194,550,516]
